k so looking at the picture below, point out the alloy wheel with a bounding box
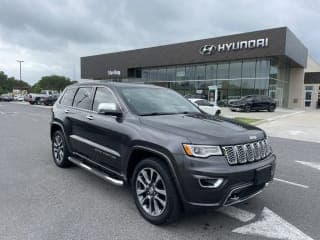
[135,167,167,217]
[53,134,64,163]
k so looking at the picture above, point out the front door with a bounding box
[84,87,129,173]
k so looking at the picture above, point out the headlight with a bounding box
[183,144,222,158]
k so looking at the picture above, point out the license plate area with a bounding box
[254,165,272,185]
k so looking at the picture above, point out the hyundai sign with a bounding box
[199,38,269,55]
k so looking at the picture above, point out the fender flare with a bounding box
[126,145,186,204]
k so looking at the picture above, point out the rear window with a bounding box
[60,88,77,106]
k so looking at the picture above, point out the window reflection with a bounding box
[140,57,289,107]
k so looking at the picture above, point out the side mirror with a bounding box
[97,103,122,117]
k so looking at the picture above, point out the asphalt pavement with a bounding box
[0,102,319,240]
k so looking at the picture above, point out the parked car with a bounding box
[0,94,14,102]
[188,98,221,116]
[50,82,276,225]
[229,95,276,112]
[14,95,24,101]
[25,90,59,105]
[40,94,59,106]
[184,93,207,100]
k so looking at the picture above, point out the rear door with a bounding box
[68,87,96,160]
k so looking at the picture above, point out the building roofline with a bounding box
[81,26,288,59]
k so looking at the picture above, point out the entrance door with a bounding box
[304,86,313,107]
[208,85,218,105]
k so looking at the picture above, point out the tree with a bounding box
[33,75,76,92]
[0,71,31,94]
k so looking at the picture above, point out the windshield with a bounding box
[118,87,201,116]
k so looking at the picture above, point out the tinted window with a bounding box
[93,87,117,112]
[60,88,77,106]
[262,96,271,101]
[73,87,93,110]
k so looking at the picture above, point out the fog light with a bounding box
[199,178,224,188]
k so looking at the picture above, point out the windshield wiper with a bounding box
[139,112,177,116]
[177,111,200,115]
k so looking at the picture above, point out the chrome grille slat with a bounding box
[223,146,237,165]
[236,145,247,164]
[222,139,271,165]
[245,143,254,162]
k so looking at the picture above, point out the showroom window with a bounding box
[241,59,256,96]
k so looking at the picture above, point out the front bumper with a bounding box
[175,153,276,208]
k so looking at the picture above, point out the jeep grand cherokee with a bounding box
[50,82,276,225]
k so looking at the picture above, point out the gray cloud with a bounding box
[0,0,319,84]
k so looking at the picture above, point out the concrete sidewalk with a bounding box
[221,107,303,120]
[258,110,320,143]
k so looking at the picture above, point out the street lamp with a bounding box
[16,60,24,81]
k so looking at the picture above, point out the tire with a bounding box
[29,101,35,105]
[131,158,181,225]
[51,130,72,168]
[268,105,275,112]
[244,105,251,112]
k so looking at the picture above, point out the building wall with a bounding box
[305,56,320,72]
[288,68,305,108]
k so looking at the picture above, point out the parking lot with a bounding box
[1,102,319,240]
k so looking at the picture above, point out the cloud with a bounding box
[0,0,319,84]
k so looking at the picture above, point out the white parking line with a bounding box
[296,160,320,171]
[274,178,309,189]
[232,207,314,240]
[218,206,255,222]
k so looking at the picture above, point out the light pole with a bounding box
[16,60,24,81]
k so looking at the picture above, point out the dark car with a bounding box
[229,95,276,112]
[0,94,14,102]
[50,82,276,225]
[40,94,59,106]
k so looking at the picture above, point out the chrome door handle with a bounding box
[64,109,70,114]
[86,115,94,120]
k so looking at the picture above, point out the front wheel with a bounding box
[132,158,181,225]
[268,105,275,112]
[244,105,251,112]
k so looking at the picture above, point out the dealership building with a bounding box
[81,27,320,109]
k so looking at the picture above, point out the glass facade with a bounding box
[140,57,290,107]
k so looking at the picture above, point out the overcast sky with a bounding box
[0,0,319,84]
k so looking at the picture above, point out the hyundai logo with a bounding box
[199,45,217,55]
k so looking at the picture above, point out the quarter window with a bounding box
[93,88,117,112]
[73,87,93,110]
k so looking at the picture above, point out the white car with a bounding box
[14,95,24,101]
[188,98,221,116]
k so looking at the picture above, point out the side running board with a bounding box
[68,156,124,187]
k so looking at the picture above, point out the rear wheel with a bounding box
[132,158,181,225]
[52,130,72,168]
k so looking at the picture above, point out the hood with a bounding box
[139,113,265,145]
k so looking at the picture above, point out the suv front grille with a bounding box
[222,139,272,165]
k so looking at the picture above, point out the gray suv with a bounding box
[50,82,276,225]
